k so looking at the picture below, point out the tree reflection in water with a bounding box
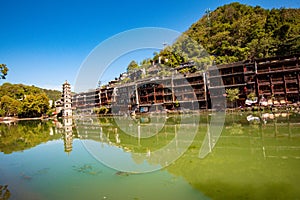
[0,112,300,199]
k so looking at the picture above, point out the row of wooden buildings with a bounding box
[72,54,300,114]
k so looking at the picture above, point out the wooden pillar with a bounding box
[203,72,208,110]
[269,73,273,98]
[298,72,300,102]
[154,86,156,104]
[243,65,247,93]
[283,73,287,100]
[135,83,139,108]
[254,61,260,101]
[297,55,300,103]
[171,72,175,103]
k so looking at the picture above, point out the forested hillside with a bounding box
[0,83,61,101]
[0,83,61,117]
[185,2,300,64]
[152,3,300,67]
[41,88,61,101]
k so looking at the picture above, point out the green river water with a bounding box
[0,112,300,200]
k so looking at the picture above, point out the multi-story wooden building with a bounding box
[72,89,100,113]
[207,54,300,107]
[71,54,300,113]
[207,61,256,107]
[112,82,136,114]
[255,54,300,104]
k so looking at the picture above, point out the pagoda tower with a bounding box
[62,80,72,117]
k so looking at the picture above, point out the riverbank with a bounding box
[0,116,53,124]
[229,102,300,113]
[88,104,300,118]
[2,103,300,122]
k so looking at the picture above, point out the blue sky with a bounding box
[0,0,299,91]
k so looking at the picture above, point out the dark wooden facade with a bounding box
[255,54,300,103]
[207,54,300,107]
[72,54,300,112]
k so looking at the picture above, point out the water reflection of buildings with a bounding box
[54,118,74,154]
[214,113,300,160]
[75,113,300,163]
[75,115,199,167]
[63,118,73,154]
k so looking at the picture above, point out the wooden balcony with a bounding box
[258,80,270,85]
[273,89,285,94]
[154,92,164,96]
[286,88,299,93]
[285,76,298,82]
[257,68,269,73]
[270,66,283,71]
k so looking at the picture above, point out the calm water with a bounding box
[0,112,300,200]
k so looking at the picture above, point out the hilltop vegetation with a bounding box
[184,2,300,64]
[41,88,61,101]
[0,83,61,117]
[0,83,61,101]
[122,3,300,79]
[136,3,300,69]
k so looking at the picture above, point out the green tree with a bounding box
[127,60,139,72]
[94,106,109,115]
[140,58,152,65]
[0,83,54,118]
[0,95,21,116]
[41,88,61,101]
[226,88,240,108]
[247,92,257,101]
[0,64,8,79]
[18,94,49,118]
